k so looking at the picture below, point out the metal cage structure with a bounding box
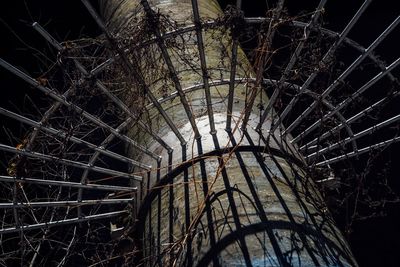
[0,0,399,266]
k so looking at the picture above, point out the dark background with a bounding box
[0,1,399,266]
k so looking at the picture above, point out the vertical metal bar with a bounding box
[180,144,193,265]
[167,151,174,265]
[230,133,293,266]
[226,0,241,132]
[156,160,162,264]
[226,40,239,132]
[195,139,219,266]
[241,0,286,131]
[242,132,321,265]
[191,0,216,134]
[218,160,253,266]
[146,170,153,264]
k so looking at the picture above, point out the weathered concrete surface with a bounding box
[101,0,357,266]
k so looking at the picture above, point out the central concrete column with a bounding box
[101,0,357,266]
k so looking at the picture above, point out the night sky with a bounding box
[1,1,399,266]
